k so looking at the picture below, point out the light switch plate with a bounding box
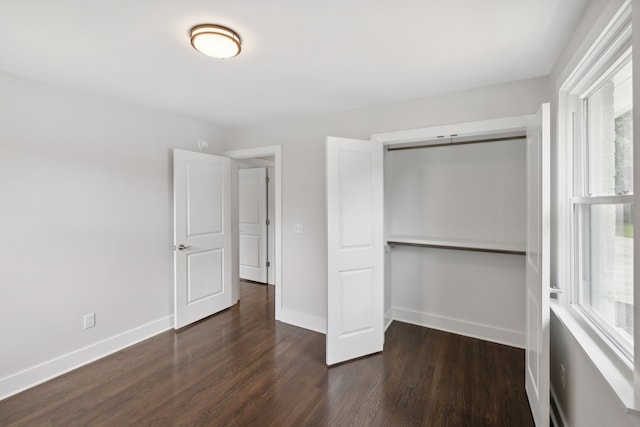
[84,313,95,329]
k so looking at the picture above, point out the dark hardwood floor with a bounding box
[0,281,534,426]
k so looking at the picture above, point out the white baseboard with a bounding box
[392,307,524,348]
[384,308,393,331]
[277,308,392,336]
[277,308,326,334]
[0,315,174,401]
[274,306,520,349]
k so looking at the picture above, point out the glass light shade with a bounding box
[190,24,241,59]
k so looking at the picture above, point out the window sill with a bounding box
[550,302,639,416]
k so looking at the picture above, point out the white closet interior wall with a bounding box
[384,134,527,347]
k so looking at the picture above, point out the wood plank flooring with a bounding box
[0,281,534,426]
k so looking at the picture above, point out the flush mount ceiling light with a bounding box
[190,24,241,59]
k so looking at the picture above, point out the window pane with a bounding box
[586,60,633,196]
[578,203,633,346]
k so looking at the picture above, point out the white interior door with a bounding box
[173,149,233,329]
[326,136,384,365]
[525,103,550,426]
[239,168,268,283]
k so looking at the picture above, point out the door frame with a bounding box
[225,145,282,320]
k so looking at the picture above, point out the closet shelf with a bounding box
[386,235,526,255]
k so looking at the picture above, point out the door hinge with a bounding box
[266,176,270,184]
[266,219,270,225]
[266,261,271,267]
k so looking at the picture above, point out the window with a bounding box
[557,1,636,408]
[572,52,633,357]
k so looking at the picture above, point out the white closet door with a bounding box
[525,103,550,427]
[173,149,233,329]
[326,137,384,365]
[239,168,268,283]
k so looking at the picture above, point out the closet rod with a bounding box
[387,135,525,151]
[387,240,526,256]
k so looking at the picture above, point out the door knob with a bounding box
[178,244,192,251]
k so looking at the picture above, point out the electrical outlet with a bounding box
[294,223,303,234]
[84,313,96,329]
[560,363,566,389]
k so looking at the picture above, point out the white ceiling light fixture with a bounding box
[190,24,241,59]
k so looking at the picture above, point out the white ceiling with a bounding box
[0,0,589,128]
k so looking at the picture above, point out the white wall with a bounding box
[390,248,526,346]
[224,77,550,332]
[550,312,635,427]
[547,0,639,425]
[385,140,526,242]
[0,70,230,396]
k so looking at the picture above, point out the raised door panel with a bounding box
[239,235,261,267]
[187,161,224,237]
[339,151,375,249]
[239,172,260,225]
[187,249,224,303]
[339,268,375,336]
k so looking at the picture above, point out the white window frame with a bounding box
[557,2,633,366]
[573,51,634,358]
